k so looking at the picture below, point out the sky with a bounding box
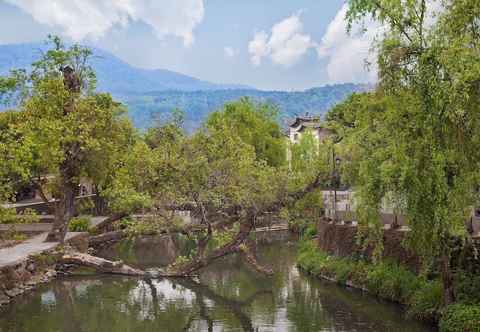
[0,0,380,90]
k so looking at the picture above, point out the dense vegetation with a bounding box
[318,0,480,330]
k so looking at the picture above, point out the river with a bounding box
[0,239,435,331]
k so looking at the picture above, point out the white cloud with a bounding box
[316,4,381,83]
[4,0,204,46]
[223,46,236,57]
[316,1,443,83]
[248,14,315,67]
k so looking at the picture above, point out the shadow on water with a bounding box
[0,240,437,332]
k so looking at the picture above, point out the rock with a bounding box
[5,287,24,298]
[45,270,57,278]
[0,292,10,305]
[26,263,36,273]
[26,275,43,287]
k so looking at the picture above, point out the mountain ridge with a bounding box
[0,42,372,131]
[0,42,251,92]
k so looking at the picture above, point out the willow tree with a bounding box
[344,0,480,303]
[0,37,135,242]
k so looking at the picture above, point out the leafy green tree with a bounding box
[340,0,480,304]
[0,36,135,241]
[206,97,286,167]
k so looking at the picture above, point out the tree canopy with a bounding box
[326,0,480,304]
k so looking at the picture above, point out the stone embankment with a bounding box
[0,232,88,306]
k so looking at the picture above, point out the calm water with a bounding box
[0,241,435,332]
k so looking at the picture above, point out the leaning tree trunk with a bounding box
[45,174,77,243]
[44,66,82,243]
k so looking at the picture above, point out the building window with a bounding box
[294,133,298,141]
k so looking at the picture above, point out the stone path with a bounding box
[0,232,82,268]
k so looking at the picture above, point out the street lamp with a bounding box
[331,148,341,222]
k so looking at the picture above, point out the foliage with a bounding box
[0,207,39,224]
[439,304,480,332]
[324,0,480,303]
[68,215,90,232]
[0,36,137,237]
[206,98,285,167]
[297,240,443,321]
[407,280,444,322]
[453,272,480,305]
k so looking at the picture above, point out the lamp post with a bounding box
[331,147,341,222]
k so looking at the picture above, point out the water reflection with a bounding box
[0,242,435,332]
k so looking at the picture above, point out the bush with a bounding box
[439,304,480,332]
[454,273,480,305]
[365,261,421,303]
[68,215,90,232]
[0,207,39,224]
[407,280,443,322]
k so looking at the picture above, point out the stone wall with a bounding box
[317,221,421,271]
[0,233,88,307]
[0,250,61,306]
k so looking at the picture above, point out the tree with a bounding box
[206,97,286,167]
[103,101,332,276]
[342,0,480,304]
[0,36,135,242]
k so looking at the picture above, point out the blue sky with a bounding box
[0,0,378,90]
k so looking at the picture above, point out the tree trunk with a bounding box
[440,251,455,305]
[45,66,81,243]
[45,180,76,243]
[61,252,145,276]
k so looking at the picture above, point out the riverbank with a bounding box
[0,241,434,331]
[297,239,480,332]
[0,232,89,307]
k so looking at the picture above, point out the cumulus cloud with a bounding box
[248,14,315,67]
[223,46,236,57]
[316,4,381,83]
[4,0,204,46]
[316,1,443,83]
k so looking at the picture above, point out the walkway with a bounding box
[0,232,83,268]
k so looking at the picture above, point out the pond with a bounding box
[0,240,435,331]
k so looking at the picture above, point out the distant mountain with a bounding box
[126,84,371,131]
[0,43,250,93]
[0,42,371,131]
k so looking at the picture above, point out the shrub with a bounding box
[0,207,39,224]
[454,273,480,305]
[68,215,90,232]
[365,261,421,303]
[407,280,443,322]
[439,304,480,332]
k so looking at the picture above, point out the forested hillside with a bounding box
[126,84,371,131]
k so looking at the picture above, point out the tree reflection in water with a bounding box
[0,243,435,332]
